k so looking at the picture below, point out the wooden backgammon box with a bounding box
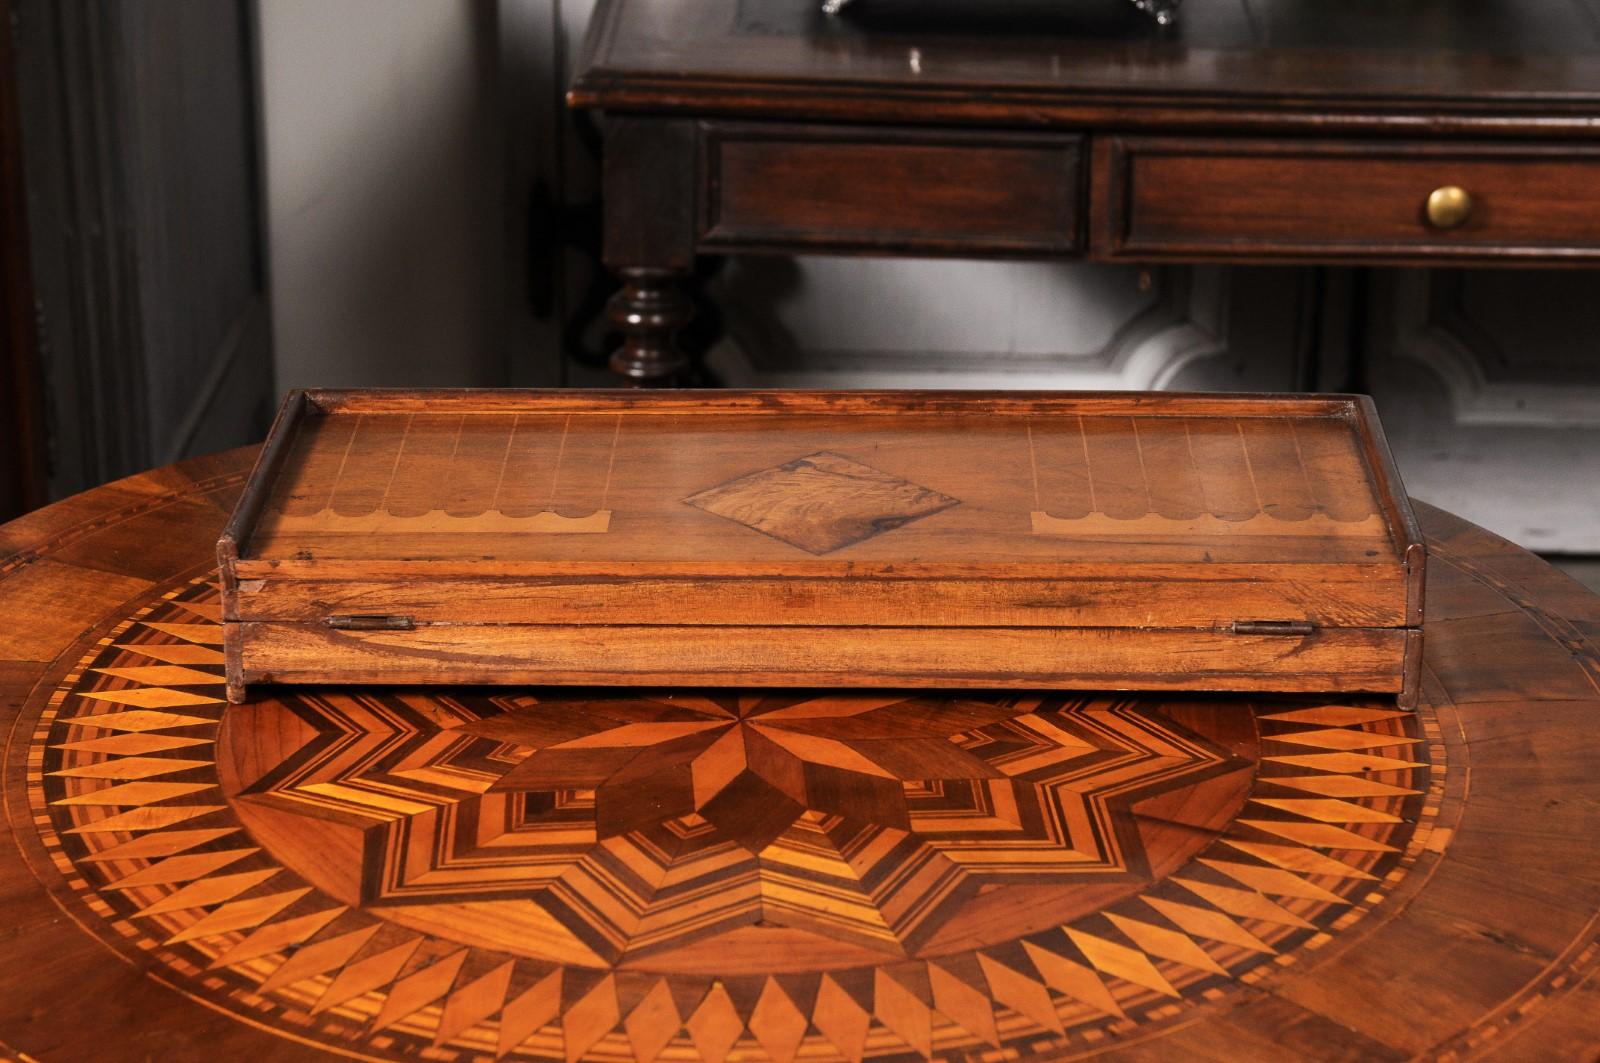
[218,390,1425,705]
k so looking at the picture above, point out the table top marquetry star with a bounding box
[1,446,1598,1061]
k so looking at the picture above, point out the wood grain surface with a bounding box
[571,0,1600,134]
[220,391,1422,703]
[1,446,1598,1059]
[699,124,1085,256]
[1100,138,1600,263]
[573,0,1600,382]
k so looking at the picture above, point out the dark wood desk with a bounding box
[570,0,1600,383]
[3,449,1600,1059]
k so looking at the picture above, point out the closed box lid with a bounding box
[221,390,1422,633]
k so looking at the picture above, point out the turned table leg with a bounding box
[605,267,696,384]
[600,116,699,387]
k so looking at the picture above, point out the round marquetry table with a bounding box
[2,449,1598,1062]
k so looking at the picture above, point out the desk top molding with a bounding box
[571,0,1600,134]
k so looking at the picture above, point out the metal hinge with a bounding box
[326,614,415,631]
[1230,620,1315,637]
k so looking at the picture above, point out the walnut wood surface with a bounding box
[700,124,1084,256]
[574,0,1600,381]
[1099,138,1600,263]
[219,391,1421,703]
[233,622,1408,693]
[2,447,1599,1060]
[571,0,1600,131]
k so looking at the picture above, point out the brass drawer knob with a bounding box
[1426,186,1474,231]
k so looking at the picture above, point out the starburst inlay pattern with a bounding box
[227,689,1249,962]
[28,580,1443,1063]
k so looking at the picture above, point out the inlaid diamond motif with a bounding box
[683,451,960,554]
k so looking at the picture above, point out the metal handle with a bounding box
[1425,186,1474,231]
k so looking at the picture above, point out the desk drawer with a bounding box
[1098,138,1600,263]
[700,123,1084,255]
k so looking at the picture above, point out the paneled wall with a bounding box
[1365,271,1600,553]
[706,262,1318,393]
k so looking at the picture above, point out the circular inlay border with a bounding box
[23,577,1444,1062]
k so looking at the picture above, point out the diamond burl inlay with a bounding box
[682,451,960,554]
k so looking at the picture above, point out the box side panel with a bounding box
[227,569,1410,629]
[232,622,1408,694]
[1351,394,1427,627]
[1399,628,1423,710]
[218,390,311,613]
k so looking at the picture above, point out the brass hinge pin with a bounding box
[326,614,415,631]
[1231,620,1315,636]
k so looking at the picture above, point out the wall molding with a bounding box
[1389,270,1600,428]
[706,265,1234,390]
